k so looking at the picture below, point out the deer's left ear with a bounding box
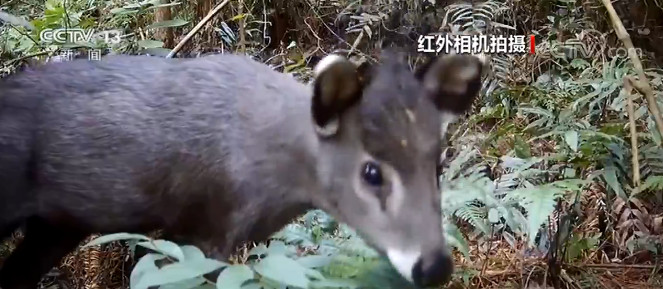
[415,54,486,115]
[310,55,372,137]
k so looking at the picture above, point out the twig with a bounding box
[624,77,642,187]
[238,0,246,52]
[580,263,659,270]
[0,0,20,8]
[303,18,323,52]
[4,50,51,66]
[348,27,365,57]
[480,269,519,277]
[166,0,231,58]
[560,269,583,289]
[302,1,376,62]
[600,0,663,144]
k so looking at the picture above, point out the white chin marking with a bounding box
[313,54,346,77]
[386,249,420,283]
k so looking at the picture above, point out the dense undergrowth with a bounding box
[1,0,662,288]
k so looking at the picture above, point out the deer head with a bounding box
[307,51,485,287]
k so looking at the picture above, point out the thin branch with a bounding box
[580,263,659,270]
[600,0,663,143]
[624,77,641,187]
[166,0,231,58]
[238,0,246,52]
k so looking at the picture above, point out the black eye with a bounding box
[361,162,383,186]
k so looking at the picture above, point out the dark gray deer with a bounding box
[0,50,484,289]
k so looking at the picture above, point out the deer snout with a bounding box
[412,249,454,288]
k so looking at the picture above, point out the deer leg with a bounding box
[0,216,87,289]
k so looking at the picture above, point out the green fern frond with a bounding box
[639,143,663,178]
[443,220,471,258]
[639,176,663,192]
[505,179,586,246]
[454,205,490,234]
[441,147,481,181]
[441,172,494,214]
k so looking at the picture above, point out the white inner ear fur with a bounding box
[311,54,348,136]
[440,110,459,138]
[313,54,347,77]
[314,116,339,137]
[387,249,420,282]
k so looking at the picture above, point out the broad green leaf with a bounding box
[310,278,360,289]
[254,254,310,288]
[181,245,206,261]
[601,167,627,200]
[122,3,142,9]
[563,168,576,178]
[142,47,174,57]
[266,240,289,256]
[146,19,189,30]
[145,1,183,10]
[488,208,499,223]
[110,7,139,14]
[137,240,185,261]
[304,268,325,281]
[239,283,264,289]
[130,253,166,289]
[84,233,150,247]
[134,259,227,289]
[564,130,579,152]
[138,39,164,48]
[160,277,206,289]
[215,265,254,289]
[513,135,531,158]
[297,255,334,268]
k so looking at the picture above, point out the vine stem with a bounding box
[600,0,663,144]
[624,77,641,187]
[166,0,231,58]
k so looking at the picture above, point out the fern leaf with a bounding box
[454,205,490,234]
[506,179,585,247]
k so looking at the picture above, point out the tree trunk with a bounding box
[154,0,174,48]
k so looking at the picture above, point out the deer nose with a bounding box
[411,249,454,287]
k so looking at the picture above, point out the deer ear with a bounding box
[416,54,486,116]
[311,55,366,137]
